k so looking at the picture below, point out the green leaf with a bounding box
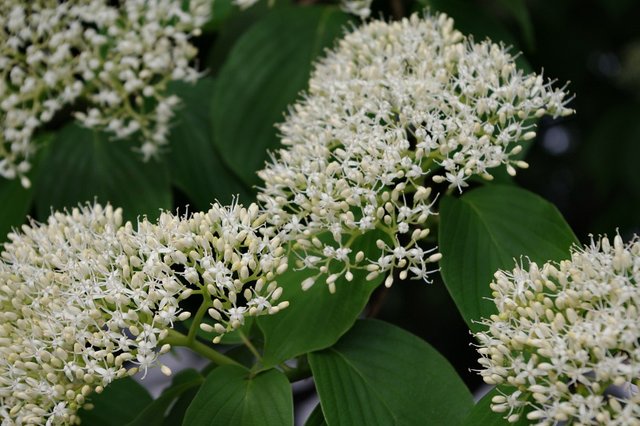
[309,319,473,426]
[79,377,153,426]
[438,185,578,332]
[461,387,529,426]
[304,404,328,426]
[127,369,204,426]
[257,231,385,368]
[168,78,254,209]
[183,365,293,426]
[0,176,34,243]
[212,6,351,187]
[203,0,235,32]
[493,0,535,49]
[34,123,171,222]
[0,132,52,242]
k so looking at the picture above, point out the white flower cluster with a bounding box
[258,13,573,292]
[232,0,372,19]
[154,202,290,343]
[339,0,373,19]
[476,235,640,425]
[0,202,287,425]
[0,0,211,187]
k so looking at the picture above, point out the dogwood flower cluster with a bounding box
[232,0,372,18]
[0,202,287,425]
[153,202,290,343]
[475,235,640,425]
[258,13,573,292]
[0,0,211,187]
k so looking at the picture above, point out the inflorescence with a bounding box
[258,13,573,293]
[0,202,288,424]
[0,0,211,187]
[476,235,640,425]
[0,10,580,425]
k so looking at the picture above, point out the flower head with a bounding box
[475,235,640,425]
[151,201,290,342]
[0,201,287,424]
[0,0,211,187]
[258,13,573,291]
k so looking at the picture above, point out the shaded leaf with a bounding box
[309,319,473,426]
[257,231,385,368]
[127,369,203,426]
[168,78,253,209]
[212,6,351,187]
[183,365,293,426]
[78,377,152,426]
[439,185,578,331]
[34,124,171,222]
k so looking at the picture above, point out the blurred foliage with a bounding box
[1,0,639,419]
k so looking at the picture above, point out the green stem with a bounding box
[187,297,210,345]
[281,357,312,382]
[163,329,242,367]
[239,330,262,362]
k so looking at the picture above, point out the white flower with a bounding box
[0,201,288,424]
[0,0,211,187]
[475,235,640,425]
[232,0,372,18]
[340,0,373,18]
[258,13,572,292]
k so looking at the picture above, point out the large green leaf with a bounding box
[78,377,152,425]
[34,124,171,222]
[494,0,534,49]
[212,6,351,187]
[168,78,253,209]
[127,369,203,426]
[183,365,293,426]
[257,231,385,368]
[0,176,34,243]
[438,185,578,332]
[0,133,52,242]
[309,319,473,426]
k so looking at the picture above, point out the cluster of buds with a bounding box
[258,13,573,292]
[0,202,288,424]
[476,235,640,425]
[0,0,211,187]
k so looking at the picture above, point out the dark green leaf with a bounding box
[304,404,328,426]
[203,0,235,32]
[257,231,385,368]
[439,185,578,331]
[212,6,351,187]
[34,123,171,222]
[127,369,204,426]
[494,0,535,49]
[183,365,293,426]
[79,377,152,426]
[0,132,52,242]
[0,176,34,243]
[168,78,253,209]
[309,319,473,426]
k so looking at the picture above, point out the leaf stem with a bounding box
[187,296,210,345]
[239,330,262,362]
[163,329,242,367]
